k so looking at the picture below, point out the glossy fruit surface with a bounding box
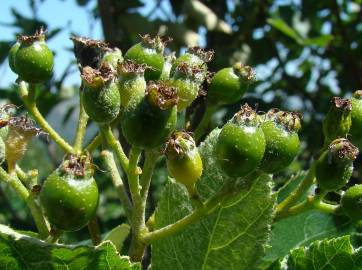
[315,138,358,191]
[81,66,120,124]
[166,132,203,188]
[167,78,199,111]
[215,104,265,178]
[8,42,20,73]
[350,90,362,149]
[122,82,178,149]
[208,63,255,105]
[15,32,54,83]
[124,35,165,81]
[341,184,362,220]
[40,155,99,231]
[259,110,301,173]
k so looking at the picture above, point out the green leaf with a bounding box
[274,236,362,269]
[303,34,334,47]
[104,224,130,252]
[152,128,276,269]
[0,224,140,270]
[267,18,303,44]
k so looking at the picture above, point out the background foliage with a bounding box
[0,0,362,268]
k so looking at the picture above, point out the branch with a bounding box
[73,91,89,153]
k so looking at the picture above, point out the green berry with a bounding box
[8,42,20,73]
[124,34,166,81]
[215,104,265,178]
[117,60,147,108]
[40,154,99,231]
[122,81,178,149]
[350,90,362,149]
[102,48,123,71]
[81,65,121,124]
[316,138,358,191]
[322,97,352,145]
[14,30,54,83]
[259,109,301,173]
[166,132,203,189]
[208,63,255,105]
[341,184,362,221]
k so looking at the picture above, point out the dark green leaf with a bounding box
[267,18,303,44]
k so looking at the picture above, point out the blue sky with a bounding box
[0,0,161,88]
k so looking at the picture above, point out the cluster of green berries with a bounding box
[8,29,362,230]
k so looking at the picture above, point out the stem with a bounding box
[85,134,101,153]
[275,191,340,221]
[194,104,217,142]
[140,150,159,199]
[100,125,129,172]
[88,217,102,245]
[73,92,89,153]
[275,163,316,213]
[101,150,133,220]
[142,182,234,244]
[20,82,74,154]
[0,167,49,238]
[128,146,147,261]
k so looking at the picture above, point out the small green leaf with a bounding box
[0,224,140,270]
[267,18,303,44]
[275,236,362,269]
[303,34,334,47]
[104,224,130,252]
[152,128,276,269]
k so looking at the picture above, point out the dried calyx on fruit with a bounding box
[323,97,352,145]
[71,36,108,69]
[316,138,358,191]
[215,104,266,178]
[122,81,178,149]
[259,109,301,173]
[5,115,45,173]
[40,154,99,231]
[125,34,171,81]
[11,28,54,83]
[81,64,121,124]
[117,60,147,107]
[165,132,203,196]
[208,63,255,106]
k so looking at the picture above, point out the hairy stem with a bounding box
[85,134,101,153]
[100,125,129,172]
[0,167,49,239]
[101,150,133,220]
[194,104,217,142]
[276,163,316,213]
[20,82,74,154]
[88,217,102,245]
[73,91,89,153]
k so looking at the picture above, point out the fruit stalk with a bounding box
[73,92,89,153]
[20,82,74,154]
[194,104,217,141]
[101,150,132,220]
[0,166,50,238]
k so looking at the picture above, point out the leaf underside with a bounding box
[152,128,276,270]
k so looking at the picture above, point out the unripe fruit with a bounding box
[160,53,176,80]
[14,29,54,83]
[71,36,108,69]
[165,132,203,190]
[122,81,178,149]
[40,154,99,231]
[322,97,352,145]
[125,34,168,81]
[208,63,255,105]
[171,46,214,76]
[81,64,121,124]
[8,42,20,73]
[341,184,362,221]
[316,138,358,191]
[350,90,362,149]
[215,104,265,178]
[102,48,123,71]
[117,60,147,108]
[259,109,301,173]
